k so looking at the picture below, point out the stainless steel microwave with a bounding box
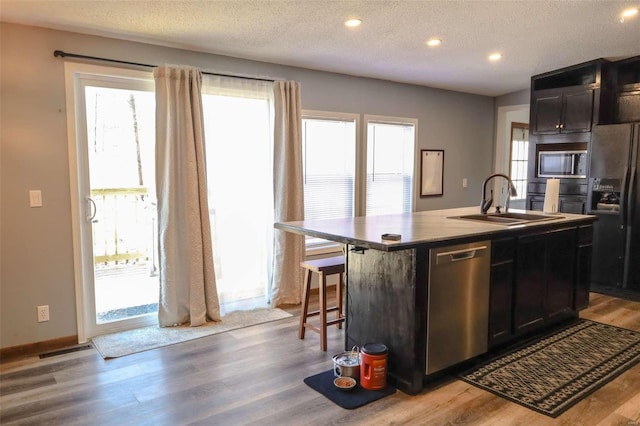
[538,150,588,178]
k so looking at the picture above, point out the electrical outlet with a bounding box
[37,305,49,322]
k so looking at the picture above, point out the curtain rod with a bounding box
[53,50,275,83]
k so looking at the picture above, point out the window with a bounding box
[365,117,416,215]
[201,76,274,307]
[302,112,358,221]
[301,111,358,250]
[509,123,529,201]
[301,112,417,250]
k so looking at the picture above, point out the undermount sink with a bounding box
[449,212,562,226]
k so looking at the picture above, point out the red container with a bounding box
[359,343,388,390]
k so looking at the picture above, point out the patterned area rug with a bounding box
[459,320,640,418]
[92,308,292,359]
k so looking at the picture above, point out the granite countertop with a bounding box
[274,206,597,251]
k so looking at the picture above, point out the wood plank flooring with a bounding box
[1,292,639,425]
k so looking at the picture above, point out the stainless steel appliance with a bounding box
[538,150,588,178]
[588,123,640,292]
[426,241,491,374]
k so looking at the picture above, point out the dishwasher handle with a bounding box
[436,246,488,265]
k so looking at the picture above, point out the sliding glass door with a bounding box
[66,65,277,340]
[66,63,158,341]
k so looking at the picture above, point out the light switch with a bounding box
[462,178,468,188]
[29,190,42,207]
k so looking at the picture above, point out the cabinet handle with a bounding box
[559,124,564,129]
[555,124,560,129]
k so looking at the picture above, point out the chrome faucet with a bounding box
[481,173,518,214]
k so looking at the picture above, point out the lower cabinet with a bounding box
[574,225,593,310]
[513,232,548,333]
[545,228,576,319]
[490,226,580,347]
[489,238,515,347]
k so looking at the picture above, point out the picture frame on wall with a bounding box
[420,149,444,197]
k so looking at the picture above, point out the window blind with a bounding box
[365,121,415,215]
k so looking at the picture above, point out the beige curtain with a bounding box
[271,80,305,306]
[154,65,220,326]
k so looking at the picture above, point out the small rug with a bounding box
[92,308,292,359]
[304,370,396,409]
[459,320,640,418]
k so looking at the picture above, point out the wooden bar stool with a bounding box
[299,255,345,351]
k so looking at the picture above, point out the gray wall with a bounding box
[496,88,530,108]
[0,22,497,349]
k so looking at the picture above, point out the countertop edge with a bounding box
[275,208,598,251]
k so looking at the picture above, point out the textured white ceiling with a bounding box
[1,0,639,96]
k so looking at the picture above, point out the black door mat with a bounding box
[304,369,396,409]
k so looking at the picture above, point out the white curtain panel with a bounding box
[271,80,305,306]
[154,65,220,327]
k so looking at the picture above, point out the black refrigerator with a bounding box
[587,123,640,292]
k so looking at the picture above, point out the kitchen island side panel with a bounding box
[345,245,428,395]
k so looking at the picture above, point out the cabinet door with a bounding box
[514,234,547,333]
[528,196,544,212]
[489,238,515,347]
[532,94,562,134]
[562,89,594,133]
[545,228,576,319]
[617,90,640,123]
[559,197,586,214]
[574,225,593,310]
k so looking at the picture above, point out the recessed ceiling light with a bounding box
[620,7,639,22]
[345,19,362,28]
[426,38,442,47]
[489,53,502,62]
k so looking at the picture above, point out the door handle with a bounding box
[621,166,629,227]
[436,246,487,264]
[86,196,97,222]
[628,167,636,226]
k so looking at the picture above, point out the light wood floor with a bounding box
[1,292,639,425]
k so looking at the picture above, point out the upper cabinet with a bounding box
[532,87,594,134]
[530,59,614,136]
[526,56,640,205]
[614,55,640,123]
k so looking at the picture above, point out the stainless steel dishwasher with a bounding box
[426,240,491,374]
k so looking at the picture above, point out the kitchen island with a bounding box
[276,206,596,394]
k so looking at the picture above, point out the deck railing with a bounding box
[91,187,157,269]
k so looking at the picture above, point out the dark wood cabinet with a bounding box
[574,225,593,310]
[513,227,576,334]
[514,233,547,333]
[489,238,515,347]
[528,196,545,212]
[531,88,594,135]
[545,228,576,319]
[559,197,586,214]
[614,55,640,123]
[526,57,640,206]
[346,246,427,395]
[527,195,585,215]
[563,89,595,132]
[532,93,562,134]
[617,89,640,123]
